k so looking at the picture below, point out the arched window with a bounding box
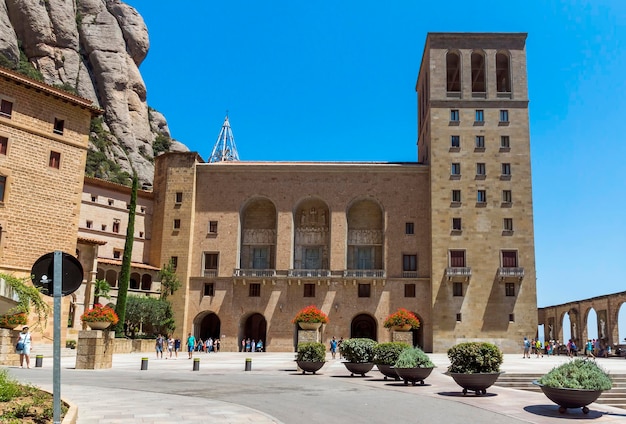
[496,52,511,93]
[130,272,140,290]
[141,274,152,291]
[446,52,461,93]
[471,52,486,94]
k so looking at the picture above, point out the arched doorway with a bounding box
[412,312,424,348]
[351,314,377,340]
[243,313,267,348]
[199,312,221,340]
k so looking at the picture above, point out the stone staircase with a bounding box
[494,373,626,410]
[30,344,77,358]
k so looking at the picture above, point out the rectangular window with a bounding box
[475,135,485,149]
[108,199,114,206]
[204,283,215,297]
[452,189,461,203]
[453,282,463,297]
[175,192,183,203]
[203,253,218,275]
[0,175,5,202]
[452,218,462,231]
[49,151,61,169]
[503,218,514,231]
[505,282,515,297]
[173,219,181,229]
[170,256,178,270]
[140,206,146,213]
[53,118,64,135]
[304,283,316,297]
[403,254,417,272]
[113,249,122,259]
[112,219,120,233]
[476,163,486,176]
[502,190,512,203]
[101,224,106,231]
[450,250,466,267]
[0,99,13,118]
[509,313,515,322]
[405,222,415,235]
[358,283,371,298]
[500,135,510,148]
[249,283,261,297]
[404,283,416,297]
[501,163,511,176]
[499,110,509,123]
[209,221,218,233]
[86,220,93,229]
[139,231,144,238]
[451,135,460,148]
[477,190,486,203]
[456,313,462,322]
[0,136,7,155]
[451,163,461,176]
[90,195,97,202]
[475,109,484,122]
[450,109,459,122]
[501,250,518,268]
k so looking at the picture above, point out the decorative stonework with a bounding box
[242,229,276,245]
[347,229,383,245]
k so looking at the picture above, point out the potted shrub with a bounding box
[383,308,420,331]
[447,341,503,395]
[394,347,435,386]
[295,342,326,374]
[0,312,27,329]
[339,338,377,376]
[534,358,612,414]
[292,305,329,330]
[373,341,411,380]
[81,303,119,330]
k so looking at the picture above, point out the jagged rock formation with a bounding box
[0,0,187,187]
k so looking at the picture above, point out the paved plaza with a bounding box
[6,351,626,423]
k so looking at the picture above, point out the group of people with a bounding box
[154,334,182,359]
[240,338,263,352]
[523,337,611,358]
[329,336,344,359]
[193,336,221,353]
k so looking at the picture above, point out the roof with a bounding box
[98,258,161,271]
[77,236,108,246]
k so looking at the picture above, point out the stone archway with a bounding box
[199,312,221,340]
[351,314,377,340]
[412,312,424,348]
[242,313,267,349]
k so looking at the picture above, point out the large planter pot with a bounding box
[296,361,325,374]
[377,364,400,381]
[448,372,502,396]
[395,367,434,386]
[343,362,374,377]
[86,321,112,330]
[391,324,412,331]
[298,322,322,330]
[0,323,19,330]
[533,381,603,414]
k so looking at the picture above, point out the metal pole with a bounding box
[53,251,62,424]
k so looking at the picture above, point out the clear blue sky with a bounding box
[125,0,626,335]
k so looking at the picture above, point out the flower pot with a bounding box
[0,323,19,330]
[343,362,374,377]
[298,322,322,330]
[86,321,112,330]
[395,367,434,386]
[391,324,412,331]
[296,361,325,374]
[448,372,502,396]
[377,364,400,381]
[533,381,603,414]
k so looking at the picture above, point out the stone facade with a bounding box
[75,330,114,369]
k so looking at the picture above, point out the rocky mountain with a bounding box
[0,0,187,188]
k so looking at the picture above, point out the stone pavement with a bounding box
[6,352,626,423]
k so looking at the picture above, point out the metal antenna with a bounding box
[208,114,240,163]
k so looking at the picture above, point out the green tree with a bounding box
[125,295,175,337]
[114,171,137,336]
[159,260,181,300]
[93,279,111,305]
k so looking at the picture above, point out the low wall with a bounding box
[111,338,155,354]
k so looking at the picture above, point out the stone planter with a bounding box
[533,381,603,414]
[86,321,112,330]
[343,362,374,377]
[395,367,434,386]
[376,364,400,381]
[391,324,412,331]
[298,322,322,330]
[448,372,502,396]
[296,361,325,374]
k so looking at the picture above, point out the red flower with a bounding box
[81,304,119,325]
[292,305,329,324]
[384,308,420,329]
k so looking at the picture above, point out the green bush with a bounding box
[0,370,22,402]
[394,347,434,368]
[65,339,77,349]
[373,342,411,365]
[447,341,503,374]
[539,359,612,390]
[296,342,326,362]
[339,338,377,363]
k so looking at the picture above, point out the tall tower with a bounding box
[417,33,537,352]
[208,115,240,163]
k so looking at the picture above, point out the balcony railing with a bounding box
[288,269,331,278]
[343,270,386,278]
[445,267,472,281]
[498,267,525,280]
[202,270,217,278]
[233,269,277,277]
[402,271,418,278]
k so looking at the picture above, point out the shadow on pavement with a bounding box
[523,404,606,419]
[438,391,498,398]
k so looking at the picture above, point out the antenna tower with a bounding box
[208,115,240,163]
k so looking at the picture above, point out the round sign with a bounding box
[31,252,83,297]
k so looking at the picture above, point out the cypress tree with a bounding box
[114,171,137,336]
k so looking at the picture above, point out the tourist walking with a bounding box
[167,335,174,359]
[187,333,196,359]
[174,337,181,358]
[330,336,338,359]
[16,326,32,368]
[155,334,164,359]
[522,337,531,358]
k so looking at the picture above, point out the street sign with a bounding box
[31,252,83,296]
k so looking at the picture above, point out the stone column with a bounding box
[297,329,320,345]
[76,330,114,369]
[392,331,412,345]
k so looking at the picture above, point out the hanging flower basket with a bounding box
[292,305,329,328]
[383,308,420,330]
[0,313,27,329]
